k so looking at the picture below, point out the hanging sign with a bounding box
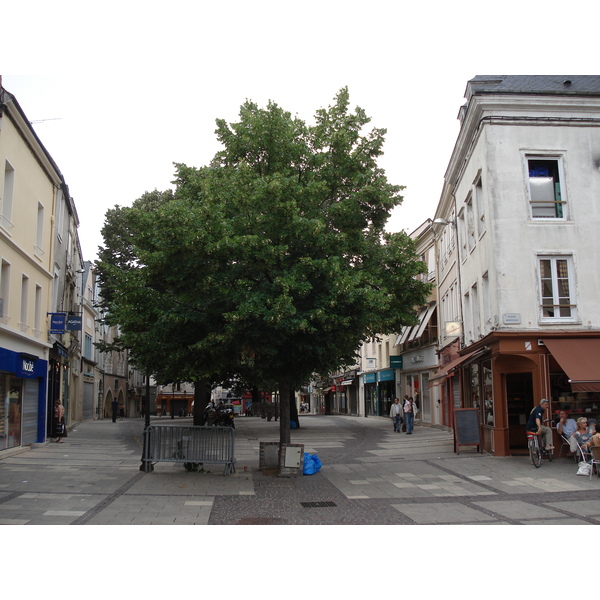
[67,315,82,330]
[49,313,67,334]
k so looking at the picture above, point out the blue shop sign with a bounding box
[0,349,46,378]
[364,373,377,384]
[21,357,37,377]
[50,312,67,334]
[378,370,395,382]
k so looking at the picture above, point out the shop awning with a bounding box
[429,350,479,382]
[414,303,436,340]
[543,338,600,392]
[395,325,412,347]
[408,308,428,342]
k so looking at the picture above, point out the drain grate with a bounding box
[300,501,337,508]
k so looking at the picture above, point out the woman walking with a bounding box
[54,400,67,443]
[403,396,415,435]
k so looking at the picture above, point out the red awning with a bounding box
[543,338,600,392]
[429,350,479,382]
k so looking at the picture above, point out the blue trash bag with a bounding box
[303,453,322,475]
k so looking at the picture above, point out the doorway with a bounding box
[506,372,534,451]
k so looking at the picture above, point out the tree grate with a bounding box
[300,501,337,508]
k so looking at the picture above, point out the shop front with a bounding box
[377,370,395,417]
[363,372,377,416]
[361,370,396,416]
[454,332,600,456]
[156,392,193,417]
[0,348,48,450]
[334,371,357,415]
[401,346,438,425]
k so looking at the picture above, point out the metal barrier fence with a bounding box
[143,425,236,475]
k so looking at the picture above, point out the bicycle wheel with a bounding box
[529,439,542,468]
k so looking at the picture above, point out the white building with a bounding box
[433,75,600,455]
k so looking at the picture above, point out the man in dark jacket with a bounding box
[526,398,554,450]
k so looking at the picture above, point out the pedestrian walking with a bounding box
[389,398,403,432]
[53,400,67,442]
[112,398,119,423]
[403,396,415,434]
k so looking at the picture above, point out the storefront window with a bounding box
[365,384,376,416]
[550,372,600,426]
[482,360,494,426]
[465,361,494,426]
[1,375,23,450]
[378,381,394,416]
[467,364,480,409]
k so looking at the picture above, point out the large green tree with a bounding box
[96,88,430,470]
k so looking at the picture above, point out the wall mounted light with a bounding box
[433,217,455,227]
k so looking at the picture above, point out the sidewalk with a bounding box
[1,414,599,525]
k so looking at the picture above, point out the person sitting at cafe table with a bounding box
[557,410,578,456]
[573,417,593,458]
[588,422,600,447]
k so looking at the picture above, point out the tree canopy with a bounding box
[96,88,430,454]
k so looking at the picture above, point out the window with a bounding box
[458,209,467,257]
[85,333,93,360]
[0,260,9,320]
[34,284,42,335]
[471,282,480,339]
[474,175,486,237]
[20,275,29,332]
[1,160,15,231]
[465,194,475,252]
[35,202,45,256]
[539,256,576,320]
[528,158,565,219]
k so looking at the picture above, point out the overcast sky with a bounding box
[3,2,597,262]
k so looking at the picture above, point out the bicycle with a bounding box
[527,420,554,468]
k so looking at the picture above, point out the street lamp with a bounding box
[171,384,175,420]
[433,217,455,227]
[140,373,152,472]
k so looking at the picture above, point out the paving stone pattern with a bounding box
[0,414,598,525]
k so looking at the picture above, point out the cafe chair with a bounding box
[558,434,575,460]
[574,437,592,465]
[590,446,600,479]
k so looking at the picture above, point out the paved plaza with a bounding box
[0,414,599,525]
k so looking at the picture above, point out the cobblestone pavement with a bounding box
[1,414,598,525]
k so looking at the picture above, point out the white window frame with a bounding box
[474,172,486,238]
[526,155,567,220]
[35,201,45,258]
[537,254,577,323]
[1,160,15,232]
[465,193,476,253]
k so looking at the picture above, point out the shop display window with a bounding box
[550,372,600,425]
[465,360,494,426]
[1,375,22,450]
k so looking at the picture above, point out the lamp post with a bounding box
[140,373,152,472]
[171,384,175,420]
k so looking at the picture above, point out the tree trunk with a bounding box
[278,381,291,476]
[289,384,299,429]
[193,378,211,426]
[251,386,261,417]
